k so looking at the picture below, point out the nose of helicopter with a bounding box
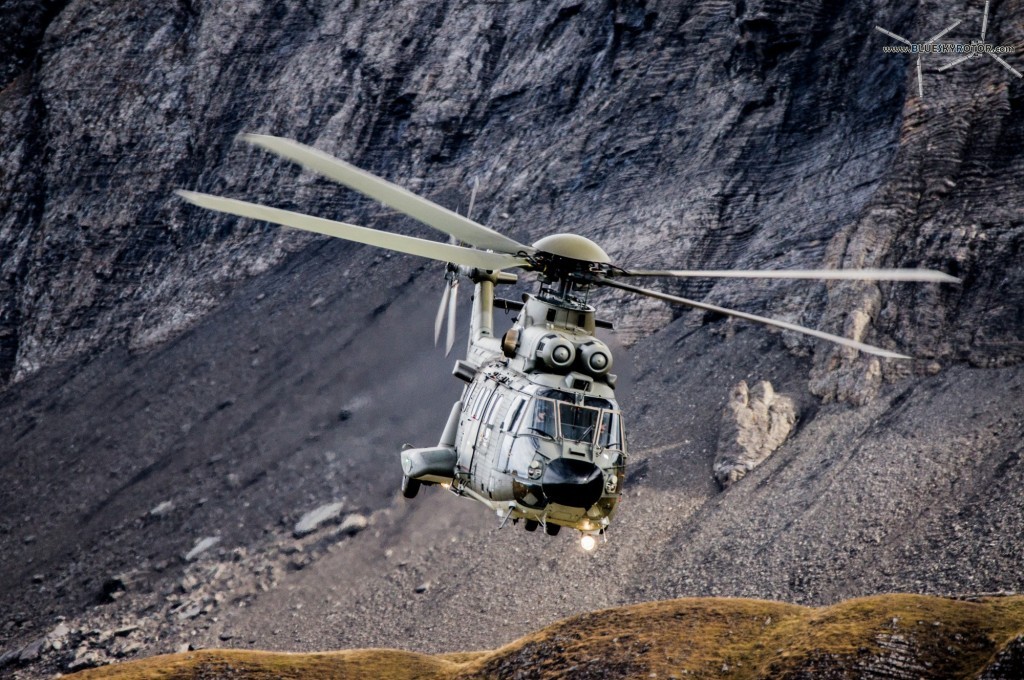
[541,458,605,509]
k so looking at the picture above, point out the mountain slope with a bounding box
[71,595,1024,679]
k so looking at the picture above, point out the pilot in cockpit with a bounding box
[531,399,557,439]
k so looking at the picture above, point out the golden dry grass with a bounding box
[72,594,1024,679]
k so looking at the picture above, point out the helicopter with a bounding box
[177,134,959,552]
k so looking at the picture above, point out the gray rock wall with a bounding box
[2,0,1020,396]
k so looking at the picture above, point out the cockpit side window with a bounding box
[526,398,557,439]
[599,410,625,451]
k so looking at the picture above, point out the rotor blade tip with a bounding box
[923,270,962,284]
[238,132,275,147]
[857,345,911,360]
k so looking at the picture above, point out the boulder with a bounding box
[18,636,46,662]
[184,536,221,562]
[293,502,345,538]
[337,513,369,537]
[714,380,796,489]
[149,500,174,517]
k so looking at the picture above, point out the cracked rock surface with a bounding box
[0,0,1022,678]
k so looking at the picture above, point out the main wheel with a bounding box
[524,519,539,532]
[544,522,561,536]
[401,475,421,499]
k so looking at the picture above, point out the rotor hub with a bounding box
[532,234,610,264]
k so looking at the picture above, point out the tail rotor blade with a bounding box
[466,177,479,222]
[445,281,458,356]
[434,282,452,347]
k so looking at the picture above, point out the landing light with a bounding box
[580,534,597,552]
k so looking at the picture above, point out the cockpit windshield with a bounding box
[523,396,626,450]
[559,402,600,442]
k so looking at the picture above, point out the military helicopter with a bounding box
[177,134,958,552]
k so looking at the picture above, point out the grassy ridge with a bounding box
[73,594,1024,679]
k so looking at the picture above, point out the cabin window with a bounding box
[463,382,479,409]
[471,382,494,418]
[503,398,525,432]
[558,403,600,443]
[482,389,505,424]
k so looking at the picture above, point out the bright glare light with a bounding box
[441,482,450,489]
[580,534,597,552]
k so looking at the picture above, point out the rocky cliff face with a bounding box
[1,1,1023,678]
[2,0,1020,394]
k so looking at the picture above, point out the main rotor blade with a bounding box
[595,276,911,359]
[874,26,912,46]
[939,54,971,71]
[446,281,458,357]
[615,268,960,283]
[239,134,530,255]
[176,190,530,271]
[434,283,452,347]
[988,52,1023,78]
[927,19,961,44]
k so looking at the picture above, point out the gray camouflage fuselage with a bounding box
[401,272,626,538]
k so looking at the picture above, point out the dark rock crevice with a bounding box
[0,0,69,89]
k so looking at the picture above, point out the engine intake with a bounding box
[537,334,576,371]
[578,340,613,377]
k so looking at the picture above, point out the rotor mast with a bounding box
[466,268,517,367]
